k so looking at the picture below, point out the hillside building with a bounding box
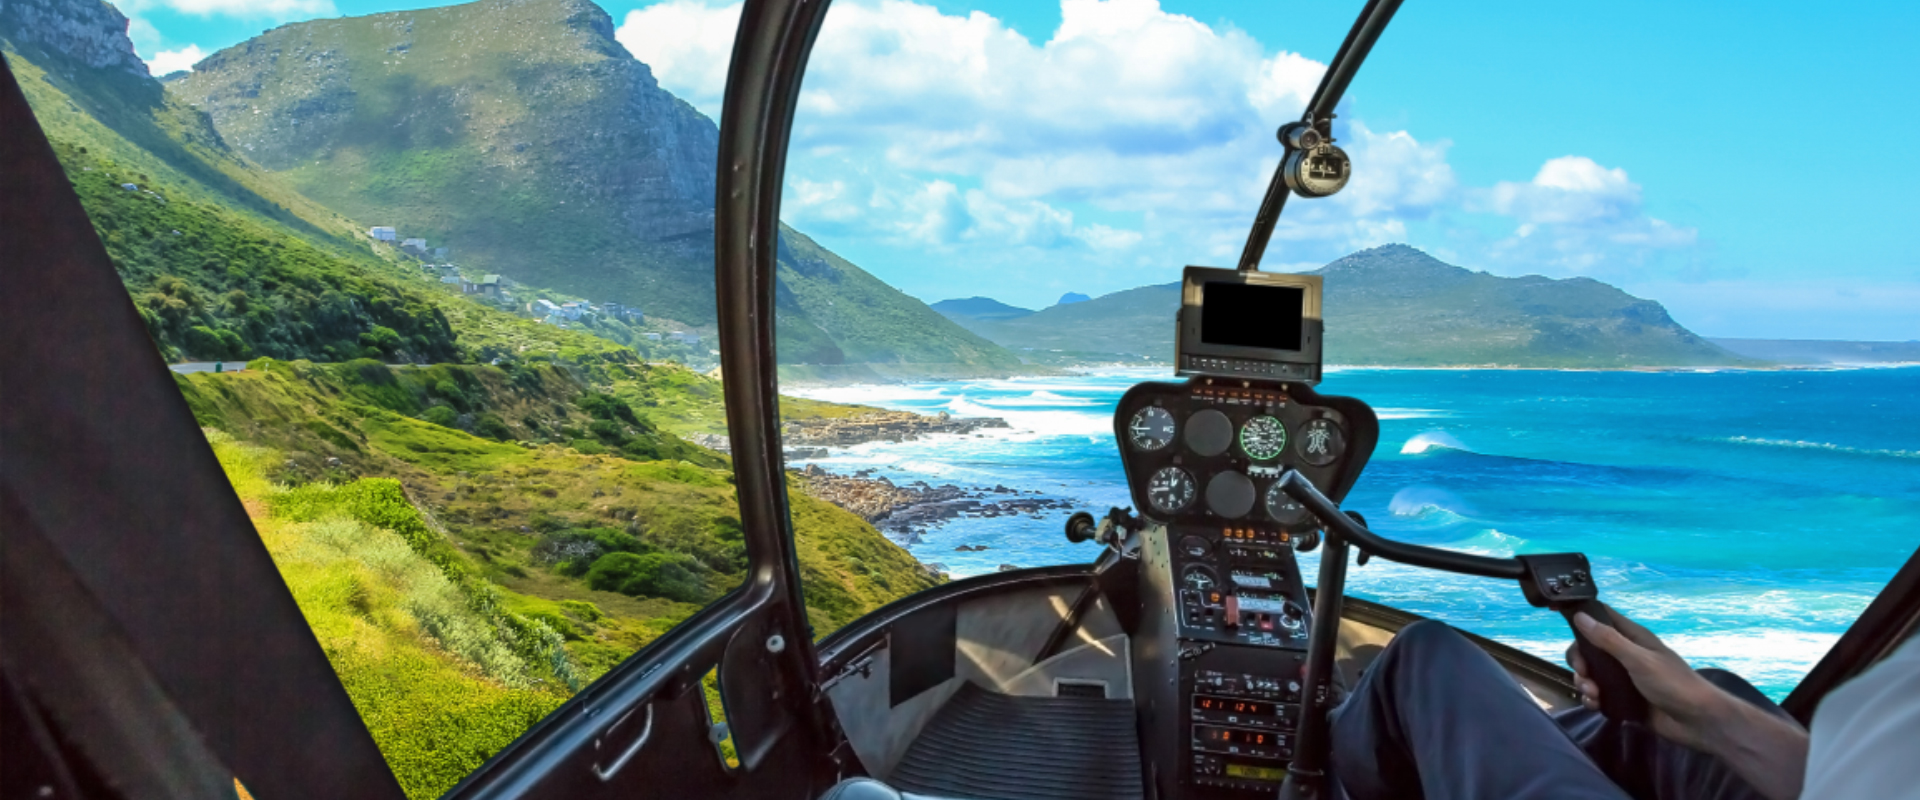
[369,226,397,242]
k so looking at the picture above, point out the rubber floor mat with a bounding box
[888,682,1143,800]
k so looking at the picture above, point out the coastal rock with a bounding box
[783,410,1009,447]
[795,465,1077,540]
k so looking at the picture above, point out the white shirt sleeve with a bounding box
[1800,634,1920,799]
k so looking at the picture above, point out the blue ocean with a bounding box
[790,367,1920,698]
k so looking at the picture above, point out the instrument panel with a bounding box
[1116,377,1377,796]
[1114,378,1368,529]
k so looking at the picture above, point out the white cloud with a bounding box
[144,44,205,75]
[615,0,741,117]
[1475,156,1696,274]
[620,0,1700,305]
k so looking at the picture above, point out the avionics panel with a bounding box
[1176,267,1324,384]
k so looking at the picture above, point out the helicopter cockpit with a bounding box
[806,263,1643,800]
[5,0,1918,798]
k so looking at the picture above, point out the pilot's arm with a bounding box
[1569,611,1809,800]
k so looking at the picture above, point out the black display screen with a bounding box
[1200,282,1304,351]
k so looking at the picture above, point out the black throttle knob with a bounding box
[1064,511,1097,543]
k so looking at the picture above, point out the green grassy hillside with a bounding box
[953,245,1751,368]
[169,0,1026,378]
[185,362,939,796]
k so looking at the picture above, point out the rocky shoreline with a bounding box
[794,464,1074,544]
[690,409,1008,461]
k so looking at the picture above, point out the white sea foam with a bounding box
[947,396,1111,439]
[1376,408,1449,420]
[1401,430,1471,455]
[786,384,954,404]
[1720,436,1919,460]
[972,390,1102,408]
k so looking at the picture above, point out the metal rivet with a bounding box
[767,634,787,653]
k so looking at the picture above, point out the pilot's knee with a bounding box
[1386,619,1473,660]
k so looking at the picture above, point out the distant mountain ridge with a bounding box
[168,0,1022,378]
[1710,338,1920,365]
[946,245,1749,368]
[931,296,1035,321]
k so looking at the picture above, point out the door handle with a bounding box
[591,703,655,781]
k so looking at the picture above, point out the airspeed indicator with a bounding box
[1240,415,1288,461]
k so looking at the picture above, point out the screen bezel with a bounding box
[1175,266,1324,382]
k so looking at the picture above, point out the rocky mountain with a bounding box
[0,0,147,77]
[168,0,1023,378]
[953,245,1749,368]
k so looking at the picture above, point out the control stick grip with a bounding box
[1560,600,1650,725]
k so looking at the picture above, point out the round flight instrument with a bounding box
[1296,418,1347,467]
[1239,415,1288,461]
[1181,564,1218,594]
[1206,471,1256,519]
[1265,483,1311,527]
[1186,409,1233,457]
[1147,466,1197,514]
[1128,406,1177,451]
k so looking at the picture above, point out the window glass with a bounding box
[737,0,1917,697]
[5,0,760,794]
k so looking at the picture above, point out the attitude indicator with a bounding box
[1240,415,1288,461]
[1148,466,1198,514]
[1129,406,1177,451]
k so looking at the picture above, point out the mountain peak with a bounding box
[1314,243,1468,279]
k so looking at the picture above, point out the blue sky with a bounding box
[130,0,1919,339]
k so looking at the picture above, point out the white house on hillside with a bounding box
[369,226,397,242]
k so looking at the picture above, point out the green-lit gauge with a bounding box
[1239,415,1288,461]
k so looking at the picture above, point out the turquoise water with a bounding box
[787,367,1920,698]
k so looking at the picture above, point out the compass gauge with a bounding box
[1240,415,1288,461]
[1147,466,1197,515]
[1129,406,1177,451]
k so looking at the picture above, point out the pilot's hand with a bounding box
[1564,606,1724,749]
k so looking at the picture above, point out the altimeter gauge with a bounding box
[1129,406,1177,451]
[1265,482,1311,527]
[1147,466,1197,514]
[1240,415,1288,461]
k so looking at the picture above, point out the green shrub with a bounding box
[473,413,513,441]
[420,405,458,428]
[585,552,705,603]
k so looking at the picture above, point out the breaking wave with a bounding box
[1401,430,1471,455]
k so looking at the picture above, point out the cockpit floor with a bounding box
[888,682,1143,800]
